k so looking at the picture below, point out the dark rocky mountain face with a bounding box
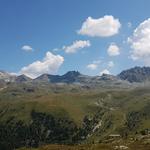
[34,74,61,83]
[15,74,32,83]
[62,71,80,77]
[59,71,81,83]
[34,71,81,83]
[118,66,150,83]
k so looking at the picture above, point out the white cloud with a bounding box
[87,64,98,70]
[20,52,64,78]
[100,69,110,76]
[63,40,91,53]
[87,59,101,70]
[22,45,33,52]
[108,61,114,68]
[78,15,121,37]
[128,18,150,64]
[107,43,120,56]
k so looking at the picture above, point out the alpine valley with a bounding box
[0,66,150,150]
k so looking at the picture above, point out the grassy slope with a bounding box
[18,141,150,150]
[0,83,150,144]
[0,84,100,125]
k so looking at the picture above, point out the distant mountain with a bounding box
[57,71,82,83]
[33,71,132,89]
[15,74,32,83]
[1,66,150,85]
[34,71,119,83]
[34,71,82,83]
[98,73,119,81]
[0,70,16,82]
[34,74,61,83]
[118,66,150,83]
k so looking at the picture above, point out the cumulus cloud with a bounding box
[22,45,33,52]
[128,18,150,64]
[63,40,91,53]
[107,43,120,56]
[20,52,64,78]
[87,59,101,70]
[100,69,110,76]
[78,15,121,37]
[108,61,114,68]
[87,64,98,70]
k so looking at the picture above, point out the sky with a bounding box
[0,0,150,78]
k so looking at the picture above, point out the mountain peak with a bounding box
[15,74,32,83]
[63,71,81,77]
[100,73,118,81]
[118,66,150,82]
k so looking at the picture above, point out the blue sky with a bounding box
[0,0,150,78]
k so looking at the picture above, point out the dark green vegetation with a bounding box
[0,67,150,149]
[0,110,78,149]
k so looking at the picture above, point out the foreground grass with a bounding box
[18,144,113,150]
[18,141,150,150]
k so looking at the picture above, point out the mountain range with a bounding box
[1,66,150,85]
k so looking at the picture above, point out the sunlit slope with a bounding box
[0,83,150,138]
